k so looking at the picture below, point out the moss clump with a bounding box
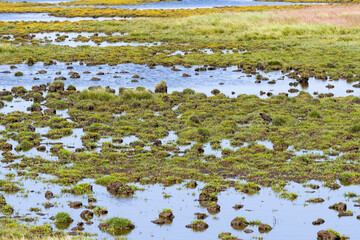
[1,204,14,215]
[55,212,73,223]
[14,72,23,77]
[62,183,93,195]
[19,140,33,151]
[54,212,73,230]
[272,116,286,126]
[79,88,116,101]
[349,124,360,133]
[98,217,135,236]
[309,110,321,118]
[155,80,167,94]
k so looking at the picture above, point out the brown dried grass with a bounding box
[267,4,360,28]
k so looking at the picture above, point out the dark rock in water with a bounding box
[70,201,83,209]
[27,58,35,66]
[88,198,96,203]
[152,140,162,146]
[244,229,253,233]
[258,224,272,233]
[44,108,56,115]
[71,225,84,231]
[44,202,54,209]
[306,198,325,203]
[185,221,208,231]
[233,204,244,210]
[231,217,249,230]
[2,142,12,151]
[152,209,174,225]
[312,218,325,225]
[194,212,208,220]
[199,192,217,202]
[218,232,241,240]
[0,194,7,207]
[327,183,341,190]
[186,180,197,189]
[29,105,42,112]
[98,209,108,215]
[155,81,167,93]
[107,182,134,197]
[91,77,100,81]
[171,66,181,71]
[211,89,220,95]
[317,230,341,240]
[260,113,272,122]
[80,210,93,220]
[207,203,220,214]
[69,72,80,79]
[338,212,353,217]
[48,81,64,92]
[67,85,76,91]
[182,73,191,77]
[159,210,174,220]
[288,88,299,93]
[37,146,46,152]
[329,202,347,212]
[45,191,54,199]
[54,76,66,81]
[151,219,166,225]
[85,205,96,209]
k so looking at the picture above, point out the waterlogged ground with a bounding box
[1,164,360,240]
[0,3,360,240]
[0,13,128,22]
[0,83,358,238]
[5,0,312,8]
[68,0,309,9]
[0,62,358,97]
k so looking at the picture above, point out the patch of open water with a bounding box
[66,0,317,9]
[0,167,359,240]
[0,13,129,22]
[0,62,358,98]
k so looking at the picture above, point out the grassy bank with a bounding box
[0,218,90,240]
[1,5,360,80]
[0,4,305,18]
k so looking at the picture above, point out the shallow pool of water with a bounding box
[0,13,128,22]
[1,170,359,240]
[66,0,317,9]
[0,62,357,98]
